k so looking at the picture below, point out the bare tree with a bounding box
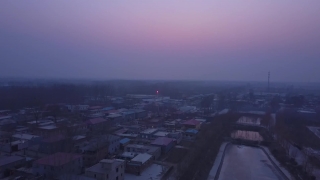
[302,148,314,176]
[290,147,299,159]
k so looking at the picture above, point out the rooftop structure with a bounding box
[131,153,152,164]
[34,152,82,166]
[38,125,57,130]
[140,128,158,135]
[120,152,137,159]
[182,119,200,126]
[12,134,40,141]
[124,164,168,180]
[185,129,199,134]
[151,137,174,146]
[119,138,130,144]
[0,156,25,167]
[154,131,169,137]
[87,118,107,125]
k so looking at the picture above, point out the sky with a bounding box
[1,1,320,82]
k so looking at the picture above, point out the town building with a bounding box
[184,129,199,139]
[182,119,201,130]
[125,144,161,160]
[86,118,109,132]
[119,138,131,150]
[85,159,125,180]
[32,152,82,178]
[151,137,175,154]
[0,155,26,178]
[140,128,158,139]
[107,135,121,154]
[126,153,153,175]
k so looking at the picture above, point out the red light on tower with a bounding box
[156,90,159,94]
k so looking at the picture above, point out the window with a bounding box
[116,176,118,180]
[116,168,118,172]
[94,174,96,178]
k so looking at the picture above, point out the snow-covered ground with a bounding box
[237,116,261,126]
[231,130,263,141]
[209,144,290,180]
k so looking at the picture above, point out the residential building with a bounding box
[32,152,83,178]
[119,138,131,150]
[168,132,183,144]
[38,135,71,154]
[107,135,120,154]
[153,131,169,138]
[125,144,161,160]
[184,129,199,139]
[78,142,108,167]
[151,137,175,154]
[35,125,66,138]
[140,128,158,139]
[0,156,26,178]
[126,153,153,175]
[85,159,125,180]
[182,119,201,130]
[86,118,109,132]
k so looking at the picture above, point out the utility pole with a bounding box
[268,71,270,92]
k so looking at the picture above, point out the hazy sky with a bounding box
[1,1,320,82]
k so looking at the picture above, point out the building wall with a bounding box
[83,147,108,167]
[85,161,125,180]
[125,145,161,160]
[0,158,25,178]
[108,136,120,154]
[32,157,83,177]
[126,158,152,175]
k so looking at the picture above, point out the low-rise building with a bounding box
[168,132,183,144]
[151,137,175,154]
[125,144,161,160]
[86,118,109,132]
[153,131,169,138]
[140,128,158,139]
[32,152,83,178]
[107,135,121,154]
[182,119,201,130]
[85,159,125,180]
[119,138,131,150]
[0,156,26,178]
[126,153,153,175]
[184,129,199,139]
[79,142,108,167]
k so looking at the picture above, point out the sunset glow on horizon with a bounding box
[1,1,320,82]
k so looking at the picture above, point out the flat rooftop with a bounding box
[86,159,124,173]
[154,131,169,137]
[131,153,152,164]
[0,156,25,166]
[140,128,158,134]
[12,133,39,140]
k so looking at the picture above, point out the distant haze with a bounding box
[1,1,320,82]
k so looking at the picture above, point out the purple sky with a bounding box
[1,1,320,82]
